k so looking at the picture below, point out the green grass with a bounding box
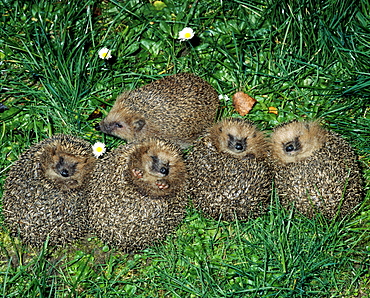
[1,199,369,297]
[1,0,370,297]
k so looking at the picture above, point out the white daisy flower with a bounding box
[178,27,194,41]
[98,47,112,60]
[92,142,106,158]
[218,94,230,101]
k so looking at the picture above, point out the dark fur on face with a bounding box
[227,133,247,154]
[56,156,77,177]
[283,136,301,154]
[150,155,169,176]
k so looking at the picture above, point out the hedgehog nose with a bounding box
[100,121,123,134]
[98,121,110,133]
[285,144,295,152]
[235,142,244,151]
[60,169,70,177]
[159,167,169,176]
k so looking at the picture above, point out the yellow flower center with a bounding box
[101,52,108,58]
[184,32,192,39]
[96,147,103,152]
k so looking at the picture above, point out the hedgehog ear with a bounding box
[133,119,146,132]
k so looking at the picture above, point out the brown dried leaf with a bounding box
[232,91,257,116]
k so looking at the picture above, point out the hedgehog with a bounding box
[87,138,188,252]
[185,117,272,221]
[270,120,363,219]
[98,72,219,148]
[2,134,96,246]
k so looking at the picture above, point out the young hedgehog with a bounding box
[186,118,272,221]
[270,120,363,219]
[98,72,219,148]
[2,134,96,246]
[87,138,188,252]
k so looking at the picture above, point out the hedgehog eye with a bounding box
[113,122,123,128]
[159,167,169,175]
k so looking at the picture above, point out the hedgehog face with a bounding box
[55,155,78,178]
[226,131,247,154]
[41,147,91,190]
[129,141,186,197]
[271,121,328,164]
[134,149,175,192]
[99,110,146,142]
[209,118,267,159]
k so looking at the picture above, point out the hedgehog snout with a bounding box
[55,157,77,178]
[227,134,246,152]
[99,120,123,134]
[159,167,169,176]
[285,144,295,152]
[235,142,244,151]
[60,168,70,177]
[56,164,76,178]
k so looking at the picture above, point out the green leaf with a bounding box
[140,38,163,56]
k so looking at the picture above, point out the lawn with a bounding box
[0,0,369,297]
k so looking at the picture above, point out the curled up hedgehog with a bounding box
[185,117,272,221]
[2,134,96,246]
[98,72,219,148]
[87,138,188,252]
[270,120,363,219]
